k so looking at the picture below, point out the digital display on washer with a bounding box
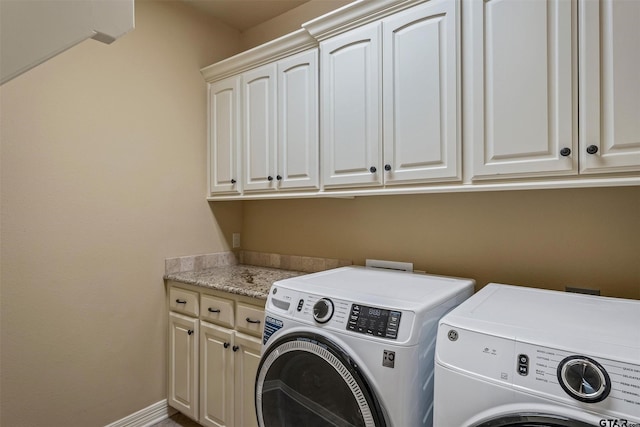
[347,304,401,339]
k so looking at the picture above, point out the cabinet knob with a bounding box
[586,145,599,155]
[208,307,220,313]
[267,175,273,181]
[232,345,239,352]
[560,147,571,157]
[175,299,187,304]
[246,317,261,324]
[187,330,193,335]
[276,175,282,181]
[384,164,391,171]
[230,179,236,184]
[223,342,230,348]
[369,166,377,173]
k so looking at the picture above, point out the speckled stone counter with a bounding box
[164,264,306,300]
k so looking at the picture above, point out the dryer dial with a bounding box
[313,298,334,324]
[557,355,611,403]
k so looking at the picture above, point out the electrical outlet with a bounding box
[232,233,240,249]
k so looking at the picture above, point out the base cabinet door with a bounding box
[579,0,640,174]
[466,0,577,179]
[200,322,235,427]
[168,283,264,427]
[168,312,199,420]
[233,333,262,427]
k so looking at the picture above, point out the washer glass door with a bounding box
[255,334,386,427]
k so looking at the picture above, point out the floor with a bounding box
[151,412,203,427]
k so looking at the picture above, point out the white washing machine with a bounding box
[434,283,640,427]
[254,266,475,427]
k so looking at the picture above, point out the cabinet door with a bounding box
[233,332,262,427]
[209,76,241,194]
[321,22,382,188]
[243,64,278,192]
[168,312,198,420]
[579,0,640,173]
[277,49,320,190]
[383,0,460,184]
[465,0,577,179]
[200,321,234,427]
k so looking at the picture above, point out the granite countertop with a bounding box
[164,264,306,300]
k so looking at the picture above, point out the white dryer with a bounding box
[434,283,640,427]
[254,266,475,427]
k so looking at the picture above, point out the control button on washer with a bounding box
[517,354,529,376]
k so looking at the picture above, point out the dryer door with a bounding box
[474,413,594,427]
[255,333,386,427]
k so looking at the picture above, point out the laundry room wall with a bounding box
[241,187,640,300]
[0,1,242,425]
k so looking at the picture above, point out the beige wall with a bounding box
[0,2,242,425]
[241,186,640,300]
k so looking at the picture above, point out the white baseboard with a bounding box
[105,399,177,427]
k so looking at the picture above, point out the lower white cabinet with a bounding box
[168,283,265,427]
[199,322,261,427]
[168,312,199,420]
[200,322,234,427]
[231,333,262,427]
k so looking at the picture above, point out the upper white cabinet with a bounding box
[202,30,319,196]
[321,22,383,188]
[209,76,241,195]
[277,50,320,191]
[465,0,577,180]
[383,0,460,184]
[242,64,278,192]
[243,50,320,192]
[321,0,460,189]
[0,0,134,85]
[203,0,639,200]
[466,0,640,181]
[579,0,640,174]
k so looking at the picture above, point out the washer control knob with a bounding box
[557,355,611,403]
[312,298,334,324]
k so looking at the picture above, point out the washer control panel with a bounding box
[267,285,413,342]
[347,304,402,339]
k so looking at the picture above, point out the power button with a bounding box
[517,354,529,376]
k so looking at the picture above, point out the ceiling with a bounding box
[182,0,310,31]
